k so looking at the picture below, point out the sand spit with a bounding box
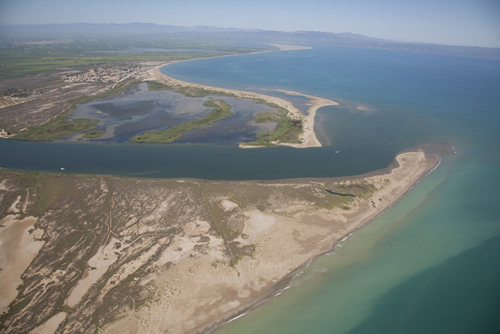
[267,44,312,51]
[275,89,338,148]
[150,62,337,149]
[102,151,437,334]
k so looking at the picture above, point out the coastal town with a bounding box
[0,64,144,110]
[61,64,145,83]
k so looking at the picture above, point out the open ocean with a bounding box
[1,46,500,333]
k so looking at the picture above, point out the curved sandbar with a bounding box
[149,62,337,148]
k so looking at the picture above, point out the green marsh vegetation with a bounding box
[131,99,233,143]
[13,112,99,141]
[243,99,303,146]
[0,37,267,80]
[325,181,376,198]
[81,131,105,139]
[145,84,305,146]
[146,81,238,98]
[131,84,305,145]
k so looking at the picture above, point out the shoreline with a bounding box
[267,43,312,51]
[149,58,338,149]
[198,151,440,334]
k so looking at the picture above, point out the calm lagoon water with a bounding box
[1,46,500,333]
[70,82,277,144]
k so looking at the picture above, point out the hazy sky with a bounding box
[1,0,499,47]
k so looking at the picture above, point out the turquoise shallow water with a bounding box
[1,46,500,333]
[215,156,500,334]
[163,47,500,333]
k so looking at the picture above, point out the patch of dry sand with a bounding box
[29,312,67,334]
[0,215,44,314]
[65,237,119,308]
[220,200,239,211]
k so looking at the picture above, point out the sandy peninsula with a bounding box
[148,62,337,148]
[101,151,438,334]
[0,151,439,334]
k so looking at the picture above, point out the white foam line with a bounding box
[225,312,247,324]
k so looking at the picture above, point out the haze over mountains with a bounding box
[1,22,499,58]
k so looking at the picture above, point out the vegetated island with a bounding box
[130,99,233,143]
[0,150,439,333]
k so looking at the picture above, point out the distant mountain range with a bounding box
[1,23,499,59]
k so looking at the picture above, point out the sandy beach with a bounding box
[267,43,312,51]
[148,62,337,148]
[274,89,338,148]
[101,150,438,334]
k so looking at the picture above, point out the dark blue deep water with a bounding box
[1,46,500,333]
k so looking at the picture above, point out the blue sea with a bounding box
[1,46,500,333]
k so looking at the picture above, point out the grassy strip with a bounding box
[145,81,175,91]
[13,112,99,141]
[130,100,232,143]
[243,99,303,146]
[145,81,238,98]
[81,131,105,139]
[145,81,206,97]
